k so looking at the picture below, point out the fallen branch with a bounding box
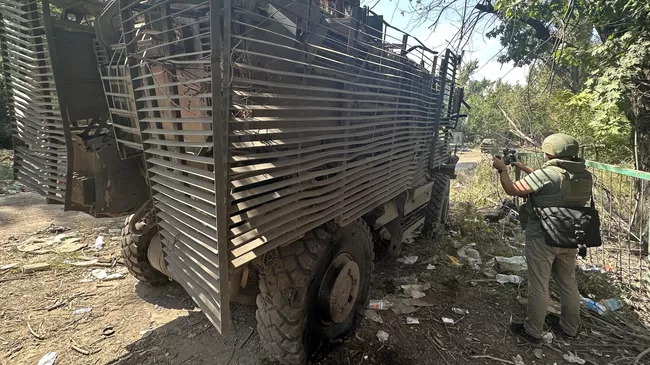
[497,104,539,147]
[471,355,514,364]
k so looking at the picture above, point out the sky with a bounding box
[361,0,528,84]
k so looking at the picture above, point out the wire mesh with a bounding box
[519,153,650,296]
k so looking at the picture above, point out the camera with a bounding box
[502,147,517,165]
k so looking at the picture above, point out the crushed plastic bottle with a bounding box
[496,274,524,285]
[599,298,623,312]
[581,297,606,315]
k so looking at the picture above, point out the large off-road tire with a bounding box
[256,220,375,365]
[424,171,451,226]
[121,214,169,286]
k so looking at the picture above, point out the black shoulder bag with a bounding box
[530,195,602,257]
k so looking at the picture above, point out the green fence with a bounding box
[518,153,650,293]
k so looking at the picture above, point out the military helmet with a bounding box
[541,133,580,158]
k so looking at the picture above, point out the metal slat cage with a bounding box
[118,0,461,333]
[0,0,67,201]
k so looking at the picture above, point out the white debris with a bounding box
[457,247,482,267]
[563,352,586,364]
[38,352,57,365]
[542,332,554,344]
[94,236,104,250]
[494,256,528,272]
[376,330,389,343]
[91,268,123,281]
[441,317,455,325]
[364,309,384,324]
[496,274,524,285]
[426,264,436,270]
[452,307,469,315]
[0,263,18,270]
[396,255,418,265]
[406,317,419,325]
[72,307,92,315]
[400,284,429,299]
[512,354,524,365]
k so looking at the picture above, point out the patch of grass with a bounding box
[451,156,503,208]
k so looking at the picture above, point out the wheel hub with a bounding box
[318,254,361,324]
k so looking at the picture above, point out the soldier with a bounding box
[491,134,593,347]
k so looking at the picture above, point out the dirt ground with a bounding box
[2,160,650,364]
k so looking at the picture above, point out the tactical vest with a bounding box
[521,160,593,229]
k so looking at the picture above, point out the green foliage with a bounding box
[480,0,650,165]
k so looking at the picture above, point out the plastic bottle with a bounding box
[367,299,393,310]
[581,297,606,315]
[599,298,623,312]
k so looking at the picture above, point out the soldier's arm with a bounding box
[499,171,535,197]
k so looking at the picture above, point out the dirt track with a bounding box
[2,189,649,365]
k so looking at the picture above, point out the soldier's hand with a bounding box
[492,156,506,170]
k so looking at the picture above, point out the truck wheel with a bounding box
[256,220,374,365]
[424,171,451,226]
[121,214,169,286]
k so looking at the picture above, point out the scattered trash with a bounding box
[581,297,606,315]
[512,354,525,365]
[95,236,104,250]
[0,263,18,270]
[494,256,528,272]
[452,307,469,315]
[441,317,455,325]
[37,352,57,365]
[396,255,418,265]
[368,299,393,310]
[406,317,419,325]
[447,255,461,266]
[22,263,51,274]
[600,298,623,312]
[581,266,605,273]
[17,232,78,254]
[457,246,482,267]
[496,274,523,285]
[364,309,384,324]
[91,269,124,281]
[482,260,498,278]
[542,332,554,343]
[376,330,389,343]
[400,284,430,299]
[38,224,69,234]
[72,307,92,315]
[426,264,436,270]
[533,348,544,359]
[563,352,586,364]
[102,327,115,337]
[108,229,122,235]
